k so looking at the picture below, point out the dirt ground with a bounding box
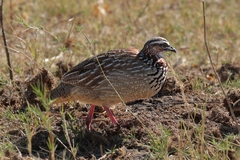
[0,62,240,159]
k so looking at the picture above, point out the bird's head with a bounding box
[143,37,177,53]
[138,37,177,63]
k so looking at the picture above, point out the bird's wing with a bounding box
[61,48,139,86]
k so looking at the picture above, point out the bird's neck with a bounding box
[137,47,166,67]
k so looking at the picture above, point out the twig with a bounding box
[233,99,240,108]
[166,58,189,109]
[202,0,240,132]
[95,56,157,139]
[0,0,13,80]
[134,0,150,24]
[56,137,72,153]
[9,0,13,21]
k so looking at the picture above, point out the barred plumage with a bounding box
[50,37,177,130]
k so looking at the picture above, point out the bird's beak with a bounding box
[165,46,177,53]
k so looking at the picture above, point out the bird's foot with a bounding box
[86,105,95,130]
[103,106,118,125]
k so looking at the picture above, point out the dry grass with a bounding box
[1,0,240,80]
[1,0,240,159]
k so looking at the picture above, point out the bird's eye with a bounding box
[161,43,169,48]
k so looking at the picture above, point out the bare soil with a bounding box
[0,63,240,159]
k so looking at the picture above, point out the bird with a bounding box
[50,37,177,130]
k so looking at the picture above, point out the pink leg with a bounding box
[86,105,95,130]
[103,106,118,125]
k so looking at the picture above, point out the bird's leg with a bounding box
[103,106,118,125]
[86,105,95,130]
